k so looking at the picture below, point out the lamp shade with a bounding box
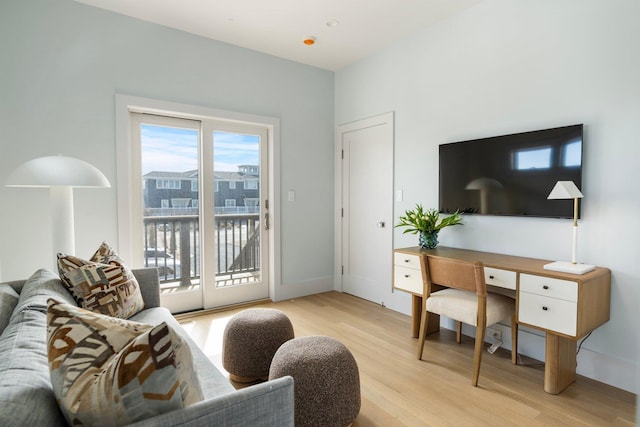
[4,155,110,188]
[547,181,583,200]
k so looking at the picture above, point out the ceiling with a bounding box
[73,0,481,71]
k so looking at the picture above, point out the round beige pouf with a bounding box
[222,308,294,383]
[269,335,361,427]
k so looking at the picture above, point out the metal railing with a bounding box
[143,213,260,286]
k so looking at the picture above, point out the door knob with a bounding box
[377,221,385,228]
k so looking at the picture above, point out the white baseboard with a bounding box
[575,346,638,395]
[274,276,334,301]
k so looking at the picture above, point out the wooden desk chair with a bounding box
[416,256,518,386]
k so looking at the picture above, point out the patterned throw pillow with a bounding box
[57,241,144,319]
[47,299,203,426]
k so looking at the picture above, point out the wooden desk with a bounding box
[393,246,611,394]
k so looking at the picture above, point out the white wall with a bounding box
[336,0,639,394]
[2,0,637,396]
[0,0,336,300]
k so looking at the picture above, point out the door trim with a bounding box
[115,94,281,307]
[334,112,395,292]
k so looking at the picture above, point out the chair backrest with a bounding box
[425,256,487,297]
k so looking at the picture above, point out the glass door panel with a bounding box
[137,115,203,313]
[202,125,269,308]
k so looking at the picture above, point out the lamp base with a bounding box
[543,261,595,275]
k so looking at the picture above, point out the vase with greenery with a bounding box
[395,204,463,249]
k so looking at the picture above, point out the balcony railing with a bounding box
[143,213,260,287]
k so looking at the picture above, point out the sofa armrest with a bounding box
[128,376,294,427]
[2,279,26,294]
[131,268,161,308]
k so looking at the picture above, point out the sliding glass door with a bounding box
[131,113,269,312]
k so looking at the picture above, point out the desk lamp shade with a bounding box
[543,180,594,274]
[547,180,583,201]
[5,156,110,255]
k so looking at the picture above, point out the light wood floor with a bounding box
[177,291,636,426]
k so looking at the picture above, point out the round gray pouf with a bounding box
[222,308,294,383]
[269,336,361,427]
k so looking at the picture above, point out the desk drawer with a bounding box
[394,252,421,270]
[520,274,577,302]
[394,265,423,294]
[484,267,516,290]
[518,292,577,336]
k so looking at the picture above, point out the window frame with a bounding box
[157,179,182,189]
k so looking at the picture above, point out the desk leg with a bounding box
[411,294,440,338]
[411,294,422,338]
[544,333,577,394]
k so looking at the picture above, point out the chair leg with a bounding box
[417,309,430,360]
[511,314,518,365]
[456,321,462,344]
[472,325,485,387]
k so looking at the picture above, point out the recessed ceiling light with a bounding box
[303,36,317,46]
[325,19,339,28]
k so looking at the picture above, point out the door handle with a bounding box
[265,212,270,230]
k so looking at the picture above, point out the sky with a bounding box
[140,124,259,174]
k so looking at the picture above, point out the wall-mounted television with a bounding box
[439,124,583,219]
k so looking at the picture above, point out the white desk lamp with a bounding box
[543,180,595,274]
[5,155,111,255]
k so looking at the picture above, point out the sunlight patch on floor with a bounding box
[180,315,234,374]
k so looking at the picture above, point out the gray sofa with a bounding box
[0,268,294,426]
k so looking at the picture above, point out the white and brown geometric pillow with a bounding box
[47,299,203,426]
[57,241,144,319]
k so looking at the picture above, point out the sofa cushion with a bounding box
[47,299,204,426]
[131,306,236,399]
[57,241,144,319]
[9,269,76,325]
[0,269,71,426]
[0,284,19,336]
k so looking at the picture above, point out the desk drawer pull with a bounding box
[489,275,495,279]
[404,274,410,278]
[542,306,549,311]
[543,285,549,290]
[404,259,410,263]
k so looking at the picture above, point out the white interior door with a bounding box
[340,113,394,304]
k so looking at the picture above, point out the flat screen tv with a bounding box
[439,124,583,219]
